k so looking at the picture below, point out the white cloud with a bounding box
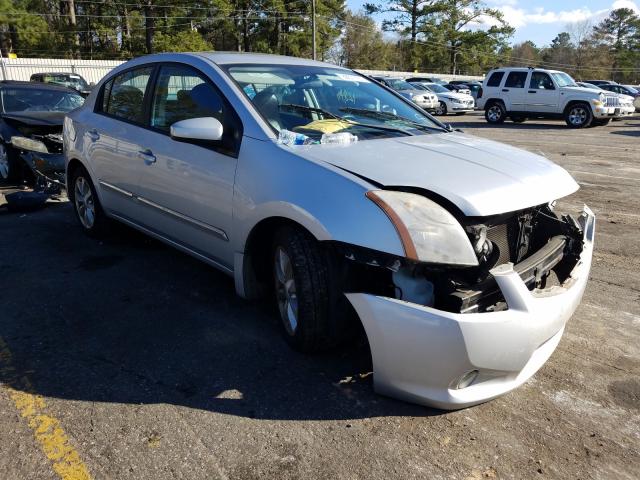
[611,0,640,13]
[485,0,639,29]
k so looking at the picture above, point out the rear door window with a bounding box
[102,66,153,124]
[486,71,505,87]
[505,72,528,89]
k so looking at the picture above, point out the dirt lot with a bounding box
[0,114,638,480]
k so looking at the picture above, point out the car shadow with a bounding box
[0,203,443,421]
[610,130,640,137]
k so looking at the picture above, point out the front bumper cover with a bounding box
[346,206,595,410]
[19,150,66,185]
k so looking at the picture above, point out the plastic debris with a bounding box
[277,129,316,146]
[320,132,358,145]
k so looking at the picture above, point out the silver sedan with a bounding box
[64,53,594,409]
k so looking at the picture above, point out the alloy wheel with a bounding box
[274,246,299,336]
[0,143,9,180]
[568,107,587,126]
[436,102,446,115]
[487,105,503,122]
[74,176,96,229]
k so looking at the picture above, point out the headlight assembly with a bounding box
[11,136,49,154]
[366,190,479,266]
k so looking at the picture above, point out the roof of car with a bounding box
[31,72,82,76]
[0,80,80,93]
[195,51,343,68]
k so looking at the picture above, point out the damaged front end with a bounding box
[5,116,66,187]
[333,198,595,409]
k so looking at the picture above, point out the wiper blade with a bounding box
[280,103,340,119]
[339,107,442,132]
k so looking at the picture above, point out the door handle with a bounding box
[88,129,100,141]
[502,88,509,92]
[528,90,537,93]
[138,149,156,165]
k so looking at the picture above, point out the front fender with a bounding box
[232,137,405,257]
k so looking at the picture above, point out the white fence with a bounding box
[0,58,125,84]
[0,57,483,85]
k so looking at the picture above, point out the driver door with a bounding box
[525,72,559,114]
[133,63,242,269]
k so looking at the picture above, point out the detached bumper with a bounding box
[346,207,595,410]
[20,151,66,185]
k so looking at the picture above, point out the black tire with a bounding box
[272,225,340,352]
[564,102,593,128]
[591,118,611,127]
[485,102,506,124]
[511,115,526,123]
[69,164,110,237]
[436,101,447,116]
[0,142,23,183]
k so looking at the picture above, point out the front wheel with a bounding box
[69,165,110,237]
[0,142,21,183]
[272,226,341,352]
[485,102,506,124]
[565,103,593,128]
[435,101,448,116]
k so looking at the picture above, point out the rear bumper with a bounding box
[346,206,595,410]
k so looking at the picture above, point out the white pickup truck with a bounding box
[477,67,633,128]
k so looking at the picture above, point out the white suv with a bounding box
[477,67,628,128]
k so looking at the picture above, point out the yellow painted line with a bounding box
[0,336,92,480]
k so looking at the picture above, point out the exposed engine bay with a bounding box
[333,202,585,314]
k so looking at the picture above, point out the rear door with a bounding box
[132,63,242,269]
[525,71,559,113]
[502,71,530,112]
[87,65,154,218]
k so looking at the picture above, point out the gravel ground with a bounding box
[0,113,638,480]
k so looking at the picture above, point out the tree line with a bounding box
[0,1,638,82]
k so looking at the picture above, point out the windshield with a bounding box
[225,64,444,142]
[550,72,577,88]
[42,74,89,90]
[385,78,415,91]
[426,83,449,93]
[1,87,84,113]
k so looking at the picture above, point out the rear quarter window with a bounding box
[486,71,505,87]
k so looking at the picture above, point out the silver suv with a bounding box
[477,67,627,127]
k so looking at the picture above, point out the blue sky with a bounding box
[345,0,640,46]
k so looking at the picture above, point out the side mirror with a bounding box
[170,117,223,143]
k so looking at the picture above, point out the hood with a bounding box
[295,132,579,217]
[563,86,603,97]
[439,91,472,101]
[0,111,66,127]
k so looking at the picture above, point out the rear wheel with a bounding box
[272,225,340,352]
[565,102,593,128]
[485,102,506,124]
[69,165,109,237]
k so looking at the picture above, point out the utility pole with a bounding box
[312,0,316,60]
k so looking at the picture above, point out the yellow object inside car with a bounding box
[293,119,352,134]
